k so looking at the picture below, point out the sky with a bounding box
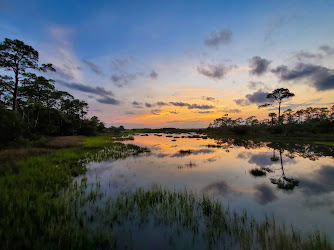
[1,0,334,128]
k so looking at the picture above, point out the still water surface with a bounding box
[83,133,334,240]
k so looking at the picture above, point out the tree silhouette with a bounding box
[259,88,295,124]
[0,38,54,111]
[268,112,277,126]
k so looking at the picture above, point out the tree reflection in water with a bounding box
[269,149,299,190]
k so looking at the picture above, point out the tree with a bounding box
[0,38,54,111]
[19,73,56,128]
[268,112,277,126]
[294,109,304,123]
[260,88,295,124]
[283,109,294,123]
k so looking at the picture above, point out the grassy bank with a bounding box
[315,141,334,147]
[0,135,149,249]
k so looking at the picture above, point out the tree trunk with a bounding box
[34,108,40,128]
[278,102,281,124]
[12,69,19,111]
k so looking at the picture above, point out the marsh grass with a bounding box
[0,148,50,175]
[0,135,149,249]
[48,185,333,250]
[112,136,135,141]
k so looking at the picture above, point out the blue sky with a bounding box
[1,0,334,128]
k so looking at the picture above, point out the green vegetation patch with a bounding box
[0,135,149,249]
[315,141,334,147]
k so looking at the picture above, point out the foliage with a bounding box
[209,104,334,136]
[0,38,106,147]
[259,88,295,123]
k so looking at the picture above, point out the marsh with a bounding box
[78,133,334,244]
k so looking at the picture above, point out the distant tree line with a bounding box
[209,88,334,136]
[0,38,107,147]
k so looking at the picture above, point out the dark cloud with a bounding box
[132,101,142,105]
[254,184,278,205]
[125,111,136,115]
[156,101,168,106]
[245,89,273,104]
[187,104,214,110]
[96,96,120,105]
[131,101,143,108]
[319,45,334,56]
[235,90,274,106]
[197,63,236,80]
[149,70,158,79]
[234,98,250,106]
[170,102,188,107]
[222,108,241,113]
[56,80,113,97]
[272,63,317,80]
[169,102,215,110]
[204,29,232,48]
[145,103,153,108]
[151,109,161,115]
[293,45,334,61]
[249,56,271,76]
[169,111,178,114]
[294,51,321,61]
[111,73,138,88]
[202,96,216,102]
[133,101,215,110]
[271,63,334,91]
[82,60,103,75]
[198,111,214,114]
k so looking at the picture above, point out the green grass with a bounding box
[315,141,334,147]
[0,135,149,249]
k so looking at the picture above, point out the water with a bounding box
[82,133,334,240]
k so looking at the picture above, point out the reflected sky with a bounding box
[80,134,334,239]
